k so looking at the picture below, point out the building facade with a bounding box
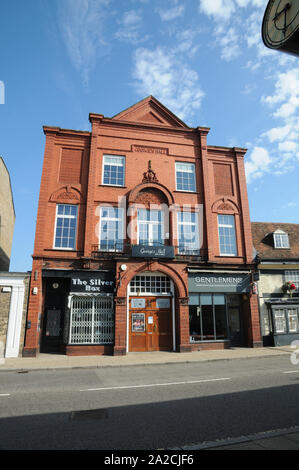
[252,222,299,347]
[0,272,30,358]
[0,157,15,270]
[23,96,261,357]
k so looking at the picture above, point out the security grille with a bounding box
[129,274,171,294]
[69,296,114,344]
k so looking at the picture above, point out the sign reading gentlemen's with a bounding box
[71,272,115,293]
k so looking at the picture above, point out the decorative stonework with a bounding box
[217,202,234,211]
[142,161,159,183]
[178,297,189,305]
[211,197,240,214]
[50,185,81,203]
[135,188,168,207]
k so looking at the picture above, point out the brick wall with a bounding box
[23,97,260,355]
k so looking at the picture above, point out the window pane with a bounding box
[177,211,199,253]
[176,162,196,191]
[189,306,201,340]
[287,309,299,332]
[103,155,125,186]
[274,233,289,248]
[218,214,237,256]
[100,207,124,251]
[274,310,286,333]
[215,303,227,339]
[201,304,214,340]
[54,205,77,249]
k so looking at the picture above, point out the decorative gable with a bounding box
[112,95,189,128]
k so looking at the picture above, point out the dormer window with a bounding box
[273,230,289,249]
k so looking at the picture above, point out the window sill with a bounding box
[99,184,127,188]
[173,190,199,194]
[46,248,77,252]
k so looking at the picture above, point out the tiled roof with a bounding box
[251,222,299,260]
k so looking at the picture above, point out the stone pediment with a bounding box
[112,96,189,128]
[49,185,82,204]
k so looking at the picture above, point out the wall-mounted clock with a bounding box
[262,0,299,55]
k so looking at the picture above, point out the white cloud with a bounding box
[262,125,292,143]
[132,46,204,122]
[278,141,297,153]
[199,0,236,21]
[157,5,185,21]
[115,10,147,44]
[245,146,272,183]
[57,0,111,85]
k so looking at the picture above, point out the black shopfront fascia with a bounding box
[42,269,116,294]
[41,270,116,352]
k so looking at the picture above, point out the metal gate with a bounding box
[69,295,114,344]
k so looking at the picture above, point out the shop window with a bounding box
[217,214,237,256]
[68,295,114,344]
[99,206,124,251]
[272,307,299,334]
[102,155,125,186]
[189,294,229,342]
[54,204,78,250]
[175,162,196,192]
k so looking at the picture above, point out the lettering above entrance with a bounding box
[71,272,115,293]
[188,272,251,293]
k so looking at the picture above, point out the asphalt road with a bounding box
[0,355,299,450]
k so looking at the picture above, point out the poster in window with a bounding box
[131,298,146,308]
[132,313,145,332]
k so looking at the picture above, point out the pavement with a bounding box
[1,345,299,451]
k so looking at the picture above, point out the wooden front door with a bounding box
[129,296,173,352]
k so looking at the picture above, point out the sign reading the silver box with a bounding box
[189,272,251,293]
[132,245,175,259]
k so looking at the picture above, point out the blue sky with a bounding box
[0,0,298,272]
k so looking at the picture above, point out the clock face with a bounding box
[262,0,299,48]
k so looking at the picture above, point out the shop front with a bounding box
[188,271,252,349]
[41,270,116,355]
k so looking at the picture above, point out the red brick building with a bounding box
[23,96,262,357]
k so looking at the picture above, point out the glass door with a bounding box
[227,295,244,346]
